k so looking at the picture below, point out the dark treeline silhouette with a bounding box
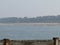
[0,15,60,23]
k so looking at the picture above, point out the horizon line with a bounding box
[0,15,60,18]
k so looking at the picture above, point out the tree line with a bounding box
[0,15,60,23]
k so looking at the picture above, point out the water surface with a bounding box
[0,24,60,40]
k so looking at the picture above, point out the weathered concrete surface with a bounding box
[0,37,60,45]
[0,40,3,45]
[10,40,53,45]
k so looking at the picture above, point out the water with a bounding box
[0,24,60,40]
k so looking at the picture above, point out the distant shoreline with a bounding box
[0,23,60,26]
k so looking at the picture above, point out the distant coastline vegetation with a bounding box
[0,15,60,23]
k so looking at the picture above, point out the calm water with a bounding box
[0,25,60,40]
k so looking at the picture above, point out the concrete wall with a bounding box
[10,40,53,45]
[0,37,59,45]
[0,40,3,45]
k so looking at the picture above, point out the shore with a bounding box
[0,23,60,26]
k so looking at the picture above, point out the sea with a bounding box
[0,23,60,40]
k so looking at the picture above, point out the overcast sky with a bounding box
[0,0,60,18]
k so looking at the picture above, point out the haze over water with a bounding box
[0,24,60,40]
[0,0,60,40]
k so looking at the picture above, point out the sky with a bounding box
[0,0,60,18]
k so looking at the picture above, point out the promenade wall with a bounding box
[0,37,59,45]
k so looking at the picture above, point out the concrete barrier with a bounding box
[0,37,59,45]
[53,37,59,45]
[3,39,10,45]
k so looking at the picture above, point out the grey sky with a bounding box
[0,0,60,18]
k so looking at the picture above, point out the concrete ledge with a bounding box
[0,37,59,45]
